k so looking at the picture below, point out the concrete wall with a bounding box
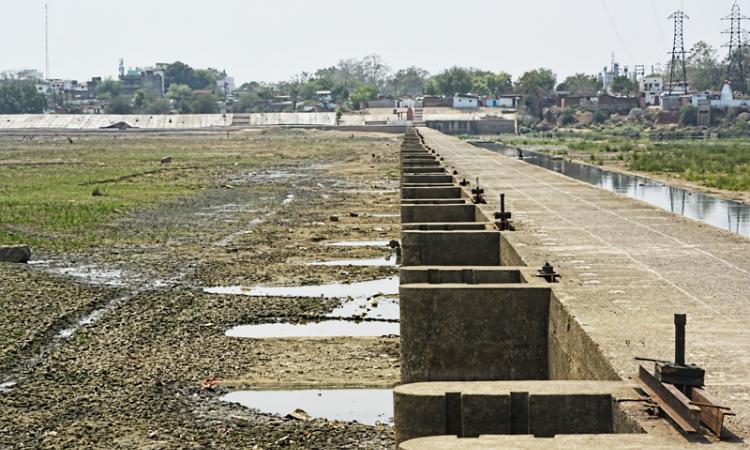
[425,119,515,135]
[394,380,642,443]
[399,285,551,383]
[401,231,501,266]
[401,187,463,200]
[401,204,479,224]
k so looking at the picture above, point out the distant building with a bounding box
[692,84,750,109]
[1,69,44,81]
[119,66,165,98]
[453,94,479,108]
[217,76,236,96]
[641,76,663,106]
[484,95,522,109]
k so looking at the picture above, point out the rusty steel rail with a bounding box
[634,362,702,433]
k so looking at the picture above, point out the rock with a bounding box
[737,112,750,122]
[0,245,31,263]
[349,212,359,217]
[160,156,172,164]
[286,408,312,421]
[329,215,339,222]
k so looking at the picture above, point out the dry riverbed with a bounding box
[0,129,402,449]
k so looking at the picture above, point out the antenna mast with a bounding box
[723,0,748,94]
[667,10,690,95]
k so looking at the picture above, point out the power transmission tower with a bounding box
[723,0,748,94]
[45,3,49,80]
[668,10,690,95]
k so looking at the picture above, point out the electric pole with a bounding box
[668,10,690,95]
[723,1,748,94]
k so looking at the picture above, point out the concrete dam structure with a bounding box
[394,128,749,448]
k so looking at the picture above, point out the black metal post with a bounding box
[674,313,686,366]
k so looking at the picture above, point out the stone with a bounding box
[0,245,31,263]
[160,156,172,164]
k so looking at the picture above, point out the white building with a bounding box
[696,84,750,109]
[641,76,663,106]
[217,76,236,95]
[453,94,479,108]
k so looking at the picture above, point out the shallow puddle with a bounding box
[204,276,398,299]
[0,381,16,394]
[307,256,396,267]
[329,296,399,320]
[220,389,393,426]
[225,320,399,338]
[325,240,394,248]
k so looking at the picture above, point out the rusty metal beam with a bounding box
[691,387,735,436]
[634,363,701,433]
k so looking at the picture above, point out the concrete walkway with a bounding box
[420,127,750,440]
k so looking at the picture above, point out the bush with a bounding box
[558,111,576,126]
[679,105,698,126]
[593,109,610,124]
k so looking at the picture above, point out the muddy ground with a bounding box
[0,129,403,449]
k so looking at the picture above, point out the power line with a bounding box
[599,0,637,64]
[668,10,690,95]
[723,0,748,93]
[651,0,669,52]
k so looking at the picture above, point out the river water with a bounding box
[474,143,750,238]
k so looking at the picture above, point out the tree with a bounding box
[106,96,133,114]
[164,61,195,89]
[145,99,171,114]
[687,41,723,92]
[190,92,219,113]
[426,67,475,96]
[471,71,513,97]
[611,76,639,96]
[96,78,122,99]
[166,84,193,113]
[386,67,429,97]
[516,68,557,116]
[350,84,378,109]
[0,80,47,113]
[193,69,218,91]
[133,90,149,112]
[557,73,602,95]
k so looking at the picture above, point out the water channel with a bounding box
[474,142,750,238]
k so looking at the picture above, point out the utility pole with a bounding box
[723,1,748,94]
[45,3,49,80]
[668,10,690,95]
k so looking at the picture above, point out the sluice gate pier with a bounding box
[394,127,750,448]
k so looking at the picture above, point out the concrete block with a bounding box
[401,204,478,224]
[401,223,487,231]
[401,199,467,205]
[399,266,528,284]
[399,285,551,383]
[401,167,446,174]
[403,160,441,167]
[401,183,455,188]
[401,187,462,199]
[401,231,501,266]
[394,380,639,444]
[402,174,453,184]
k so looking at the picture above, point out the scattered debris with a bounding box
[0,245,31,263]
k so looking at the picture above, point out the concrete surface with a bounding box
[401,187,462,200]
[419,127,750,440]
[401,204,479,224]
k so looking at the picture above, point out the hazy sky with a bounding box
[1,0,734,84]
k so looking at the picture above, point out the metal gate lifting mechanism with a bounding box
[494,193,514,231]
[536,262,560,282]
[459,178,470,187]
[471,178,486,204]
[633,313,735,437]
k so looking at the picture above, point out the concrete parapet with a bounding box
[401,199,467,205]
[401,167,446,174]
[401,204,480,224]
[393,380,644,443]
[399,266,531,284]
[399,284,551,383]
[401,231,501,266]
[401,223,488,231]
[398,434,667,449]
[402,174,453,184]
[402,160,441,168]
[401,187,462,199]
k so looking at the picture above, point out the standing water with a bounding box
[475,143,750,238]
